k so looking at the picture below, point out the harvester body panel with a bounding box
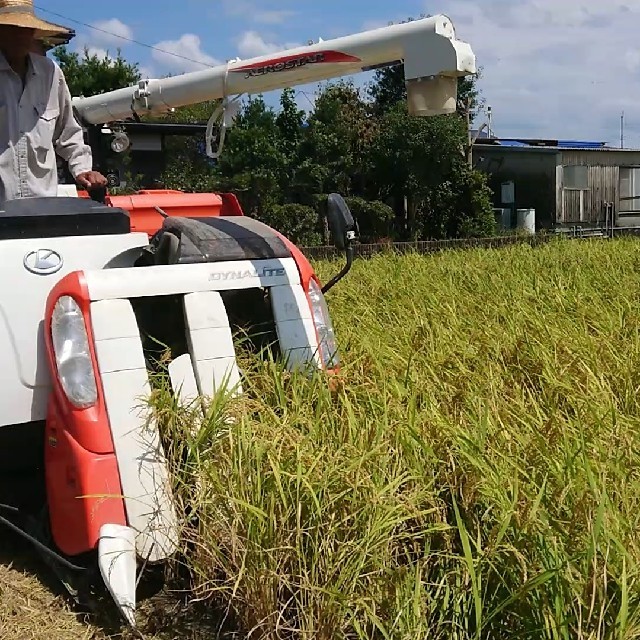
[0,231,148,427]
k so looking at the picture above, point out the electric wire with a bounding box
[34,4,216,68]
[34,5,320,109]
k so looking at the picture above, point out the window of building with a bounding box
[619,166,640,212]
[563,165,589,190]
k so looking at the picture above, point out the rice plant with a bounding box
[151,236,640,640]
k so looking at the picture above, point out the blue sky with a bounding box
[36,0,640,147]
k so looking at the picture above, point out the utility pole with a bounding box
[621,111,625,149]
[466,97,473,166]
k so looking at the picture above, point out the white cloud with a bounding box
[235,30,301,59]
[361,19,390,32]
[138,65,155,80]
[235,31,280,58]
[625,49,640,74]
[255,10,295,25]
[437,0,640,145]
[222,0,295,24]
[151,34,221,72]
[90,18,133,45]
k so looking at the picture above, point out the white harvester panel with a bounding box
[83,258,300,300]
[182,291,242,397]
[168,354,200,406]
[0,232,149,427]
[270,284,322,370]
[90,298,180,563]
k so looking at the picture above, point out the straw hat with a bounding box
[0,0,74,40]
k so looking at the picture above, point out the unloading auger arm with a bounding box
[71,14,476,128]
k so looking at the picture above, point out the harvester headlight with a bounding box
[51,296,98,409]
[307,279,339,369]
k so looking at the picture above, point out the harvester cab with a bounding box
[0,14,476,628]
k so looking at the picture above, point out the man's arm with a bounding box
[52,66,107,190]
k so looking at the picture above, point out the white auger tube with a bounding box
[72,14,476,125]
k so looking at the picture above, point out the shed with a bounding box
[471,138,640,230]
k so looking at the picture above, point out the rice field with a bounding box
[150,235,640,639]
[3,235,640,639]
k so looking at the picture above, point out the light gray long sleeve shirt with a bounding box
[0,51,93,204]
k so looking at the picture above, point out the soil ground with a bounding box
[0,467,227,640]
[0,526,227,639]
[0,526,116,640]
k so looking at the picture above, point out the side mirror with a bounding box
[322,193,357,294]
[326,193,356,250]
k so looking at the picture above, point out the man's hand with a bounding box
[76,171,108,190]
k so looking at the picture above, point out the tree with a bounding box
[156,100,221,193]
[368,101,495,239]
[420,160,497,239]
[275,88,306,203]
[52,46,140,97]
[212,95,288,218]
[297,80,377,200]
[276,88,305,159]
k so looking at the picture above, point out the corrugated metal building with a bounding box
[472,138,640,230]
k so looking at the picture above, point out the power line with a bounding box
[34,4,216,68]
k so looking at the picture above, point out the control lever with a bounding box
[87,185,107,204]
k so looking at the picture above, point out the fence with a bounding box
[300,232,553,261]
[300,226,640,261]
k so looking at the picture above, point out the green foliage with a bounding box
[158,100,221,124]
[344,196,395,242]
[261,203,322,246]
[213,95,288,216]
[276,88,305,159]
[421,163,497,239]
[297,80,376,197]
[158,101,222,193]
[51,45,140,97]
[367,101,493,239]
[311,194,394,244]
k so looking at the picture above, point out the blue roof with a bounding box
[488,138,609,150]
[496,140,529,147]
[555,140,604,149]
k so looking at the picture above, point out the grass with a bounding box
[2,235,640,639]
[144,235,640,639]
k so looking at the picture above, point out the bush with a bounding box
[259,202,323,246]
[420,164,497,239]
[344,196,395,243]
[312,194,395,244]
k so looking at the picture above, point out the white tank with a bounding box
[516,208,536,234]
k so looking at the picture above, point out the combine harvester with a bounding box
[0,15,476,628]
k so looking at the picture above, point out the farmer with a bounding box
[0,0,107,204]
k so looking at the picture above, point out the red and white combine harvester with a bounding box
[0,15,476,627]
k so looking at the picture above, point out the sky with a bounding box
[34,0,640,147]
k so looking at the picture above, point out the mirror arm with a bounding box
[322,230,356,294]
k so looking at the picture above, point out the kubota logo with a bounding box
[23,249,63,275]
[209,267,286,281]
